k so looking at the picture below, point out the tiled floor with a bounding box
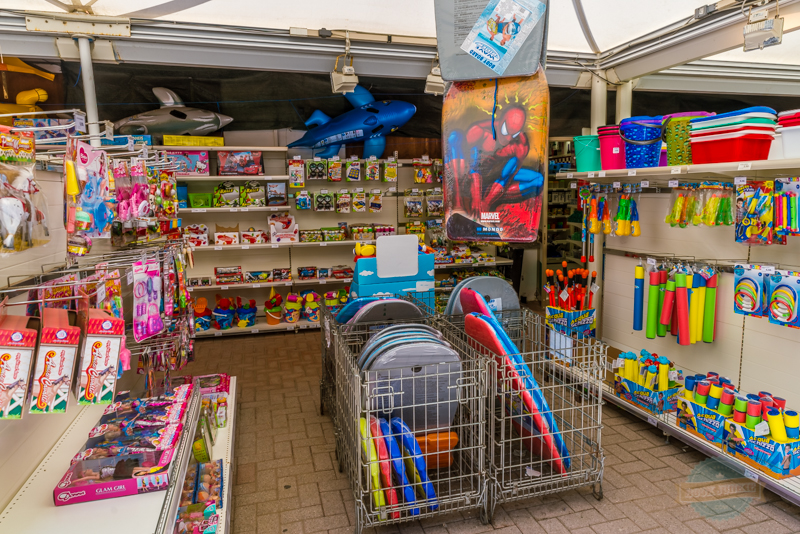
[189,332,800,534]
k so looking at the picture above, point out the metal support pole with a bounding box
[615,80,634,124]
[589,71,607,135]
[75,35,101,148]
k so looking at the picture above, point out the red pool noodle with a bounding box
[660,279,675,325]
[675,273,690,346]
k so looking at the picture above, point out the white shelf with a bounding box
[195,317,322,337]
[182,206,286,214]
[187,278,353,292]
[0,384,201,534]
[155,145,288,152]
[292,239,374,247]
[178,175,289,182]
[555,157,800,181]
[211,376,237,534]
[192,240,374,252]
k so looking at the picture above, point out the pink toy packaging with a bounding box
[0,304,39,419]
[167,151,210,176]
[132,259,165,342]
[28,308,81,414]
[75,307,125,405]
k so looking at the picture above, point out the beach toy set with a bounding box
[735,180,786,245]
[613,349,682,415]
[723,388,800,479]
[734,265,800,329]
[633,263,720,346]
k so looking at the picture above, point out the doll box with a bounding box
[76,309,125,405]
[612,374,681,415]
[0,314,39,419]
[675,392,731,448]
[54,449,175,506]
[218,151,263,176]
[724,420,800,479]
[29,308,81,414]
[166,151,210,176]
[194,374,230,394]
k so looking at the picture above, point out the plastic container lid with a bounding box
[663,111,715,121]
[691,114,776,130]
[691,123,777,138]
[778,108,800,117]
[778,117,800,128]
[691,106,777,124]
[690,129,775,143]
[620,115,663,126]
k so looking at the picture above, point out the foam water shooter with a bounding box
[588,192,600,234]
[615,194,631,236]
[646,270,660,339]
[775,178,800,236]
[630,197,641,236]
[602,194,612,234]
[657,270,668,337]
[703,272,718,343]
[580,188,592,262]
[666,191,685,227]
[634,265,645,331]
[675,273,690,346]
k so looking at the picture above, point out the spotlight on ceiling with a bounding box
[424,56,445,96]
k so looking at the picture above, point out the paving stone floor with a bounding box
[188,332,800,534]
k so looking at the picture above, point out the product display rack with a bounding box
[209,376,237,534]
[601,382,800,507]
[195,317,322,337]
[0,384,202,534]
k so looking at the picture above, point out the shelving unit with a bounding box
[210,376,237,534]
[0,384,202,534]
[179,176,290,182]
[188,277,353,292]
[155,145,288,152]
[195,318,321,337]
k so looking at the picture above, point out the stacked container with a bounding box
[574,135,601,172]
[662,111,715,166]
[597,125,625,170]
[778,109,800,159]
[619,116,664,168]
[689,107,777,164]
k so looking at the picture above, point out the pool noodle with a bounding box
[688,274,697,344]
[634,266,645,331]
[661,279,675,325]
[675,273,690,345]
[646,272,660,339]
[703,274,717,343]
[694,275,706,344]
[657,271,668,337]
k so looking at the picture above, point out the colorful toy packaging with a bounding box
[612,351,681,415]
[185,224,209,247]
[213,181,239,207]
[0,312,38,419]
[766,270,800,328]
[267,183,287,206]
[306,158,327,180]
[426,188,444,217]
[383,159,398,182]
[365,159,380,181]
[218,151,262,175]
[369,189,383,213]
[289,158,305,188]
[775,178,800,236]
[214,266,243,285]
[353,191,367,212]
[212,298,236,330]
[404,189,423,217]
[76,309,125,405]
[336,191,351,213]
[735,180,783,245]
[345,159,362,181]
[725,417,800,479]
[295,190,311,210]
[132,259,164,342]
[240,228,268,244]
[314,192,334,212]
[413,157,433,183]
[166,151,209,176]
[71,141,115,238]
[676,390,731,448]
[239,181,266,207]
[29,308,80,414]
[327,159,342,182]
[269,213,298,243]
[733,264,771,317]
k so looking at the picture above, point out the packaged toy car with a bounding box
[306,159,327,180]
[239,181,266,207]
[298,266,318,280]
[167,151,209,176]
[272,268,292,282]
[244,271,271,283]
[267,183,287,206]
[213,182,239,207]
[218,151,262,175]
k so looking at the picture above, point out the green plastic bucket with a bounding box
[574,135,601,172]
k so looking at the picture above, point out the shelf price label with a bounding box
[320,243,327,247]
[671,167,681,174]
[612,181,621,189]
[647,415,658,427]
[598,171,606,178]
[214,332,222,337]
[668,180,679,188]
[570,182,577,189]
[587,172,595,178]
[319,279,327,284]
[252,329,260,334]
[229,208,238,212]
[627,169,637,176]
[220,285,229,290]
[241,208,249,212]
[242,245,250,250]
[214,246,222,251]
[566,173,574,179]
[192,209,206,213]
[287,325,294,331]
[640,181,649,188]
[271,244,279,249]
[734,176,747,185]
[738,162,752,171]
[253,284,262,288]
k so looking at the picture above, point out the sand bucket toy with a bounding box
[574,135,601,172]
[619,116,663,168]
[598,125,625,170]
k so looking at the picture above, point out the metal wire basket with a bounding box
[333,317,490,533]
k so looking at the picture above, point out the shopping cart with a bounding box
[333,318,490,533]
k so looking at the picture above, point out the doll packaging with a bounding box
[0,309,39,419]
[29,308,81,414]
[75,308,125,405]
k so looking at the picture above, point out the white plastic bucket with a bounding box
[769,132,784,160]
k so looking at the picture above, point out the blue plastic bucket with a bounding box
[619,116,663,168]
[574,135,601,172]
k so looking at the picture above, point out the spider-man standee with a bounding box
[445,105,543,219]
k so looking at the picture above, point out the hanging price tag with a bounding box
[762,266,776,274]
[627,169,637,176]
[591,283,600,294]
[668,180,679,188]
[647,257,657,266]
[734,176,747,185]
[613,181,621,189]
[559,289,569,301]
[570,182,577,189]
[74,111,86,133]
[187,287,194,292]
[567,173,574,179]
[640,181,649,188]
[127,271,134,285]
[738,162,752,171]
[127,136,134,151]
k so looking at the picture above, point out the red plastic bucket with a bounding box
[598,127,625,169]
[691,131,774,164]
[691,123,776,138]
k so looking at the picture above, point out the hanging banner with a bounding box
[434,0,549,81]
[443,72,548,243]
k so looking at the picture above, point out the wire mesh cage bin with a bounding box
[439,309,606,518]
[334,320,490,533]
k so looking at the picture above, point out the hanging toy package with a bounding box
[327,159,342,182]
[413,158,433,184]
[0,127,50,256]
[698,182,734,227]
[735,180,782,245]
[382,159,398,182]
[345,159,362,182]
[775,178,800,237]
[365,158,380,181]
[404,189,423,218]
[288,157,305,188]
[352,190,367,213]
[305,158,327,180]
[426,188,444,217]
[665,183,699,228]
[335,190,351,214]
[613,183,640,237]
[369,189,383,213]
[132,259,165,342]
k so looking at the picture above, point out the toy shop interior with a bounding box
[2,1,800,533]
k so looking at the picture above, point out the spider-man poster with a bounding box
[443,70,548,243]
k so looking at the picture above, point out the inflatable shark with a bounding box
[288,85,416,158]
[114,87,232,139]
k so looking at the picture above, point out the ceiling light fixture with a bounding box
[331,31,358,94]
